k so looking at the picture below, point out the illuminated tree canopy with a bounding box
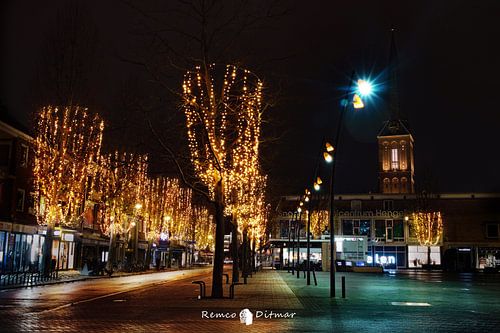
[182,64,267,237]
[34,105,104,228]
[96,152,148,236]
[412,211,443,247]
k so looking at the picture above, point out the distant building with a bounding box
[269,193,500,271]
[0,119,43,273]
[267,32,500,272]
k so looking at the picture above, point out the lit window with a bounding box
[391,148,399,169]
[383,178,390,192]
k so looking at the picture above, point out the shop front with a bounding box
[51,229,77,270]
[407,245,441,268]
[477,247,500,271]
[0,222,44,273]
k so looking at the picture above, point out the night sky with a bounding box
[2,0,500,198]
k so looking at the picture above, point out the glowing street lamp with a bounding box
[357,79,373,96]
[325,142,334,152]
[323,152,333,163]
[326,72,376,298]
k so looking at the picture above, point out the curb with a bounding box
[0,267,205,291]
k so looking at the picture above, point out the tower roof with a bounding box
[378,28,411,138]
[388,28,400,121]
[377,119,412,137]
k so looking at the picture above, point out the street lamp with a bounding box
[327,72,374,298]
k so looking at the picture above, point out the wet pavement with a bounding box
[1,268,500,332]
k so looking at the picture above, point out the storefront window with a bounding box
[375,220,385,238]
[408,245,441,267]
[394,220,404,241]
[359,220,371,237]
[342,220,353,235]
[368,245,407,268]
[0,231,6,270]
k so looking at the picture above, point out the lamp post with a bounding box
[327,72,373,298]
[305,190,312,285]
[292,205,302,274]
[287,218,292,272]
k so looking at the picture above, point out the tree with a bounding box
[120,0,284,297]
[96,152,148,270]
[310,210,329,238]
[181,63,264,296]
[411,211,443,266]
[34,105,104,275]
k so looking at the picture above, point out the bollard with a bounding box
[192,281,206,299]
[341,276,346,298]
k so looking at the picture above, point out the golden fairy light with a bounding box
[34,105,104,228]
[411,211,443,246]
[95,152,148,236]
[310,210,329,237]
[182,64,269,244]
[192,206,215,251]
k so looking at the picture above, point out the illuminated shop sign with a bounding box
[367,254,396,265]
[279,210,404,219]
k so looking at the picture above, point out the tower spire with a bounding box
[388,27,400,120]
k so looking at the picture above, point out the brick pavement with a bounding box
[2,267,500,332]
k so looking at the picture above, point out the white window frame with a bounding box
[16,188,25,212]
[386,219,393,242]
[391,148,399,169]
[20,144,29,168]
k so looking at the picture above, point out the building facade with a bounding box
[267,33,500,272]
[269,193,500,271]
[0,119,45,273]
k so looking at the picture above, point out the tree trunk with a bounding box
[211,182,225,298]
[232,222,239,283]
[42,224,54,277]
[106,226,116,271]
[144,240,153,270]
[242,228,248,283]
[427,246,432,268]
[252,237,256,272]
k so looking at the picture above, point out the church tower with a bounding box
[377,30,415,194]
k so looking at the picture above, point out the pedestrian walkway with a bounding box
[278,269,500,332]
[0,267,183,290]
[3,267,500,332]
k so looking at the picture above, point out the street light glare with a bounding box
[357,79,373,96]
[324,152,333,163]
